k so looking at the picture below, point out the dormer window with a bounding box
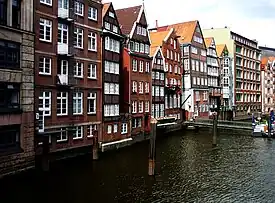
[135,42,139,52]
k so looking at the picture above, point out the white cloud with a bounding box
[109,0,275,47]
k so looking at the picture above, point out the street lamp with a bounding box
[148,117,157,176]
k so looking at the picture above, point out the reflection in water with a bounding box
[2,129,275,202]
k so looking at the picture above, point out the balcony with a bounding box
[57,43,69,55]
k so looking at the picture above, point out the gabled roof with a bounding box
[115,5,142,36]
[157,20,198,44]
[216,44,227,57]
[102,2,111,18]
[204,37,213,48]
[149,29,172,47]
[149,46,165,61]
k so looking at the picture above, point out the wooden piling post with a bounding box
[268,115,271,138]
[148,118,157,176]
[213,113,218,147]
[93,130,99,160]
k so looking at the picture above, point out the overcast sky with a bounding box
[107,0,275,48]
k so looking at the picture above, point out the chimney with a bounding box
[155,20,158,29]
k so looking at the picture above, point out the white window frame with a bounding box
[39,57,51,75]
[39,91,51,116]
[145,44,149,54]
[40,0,52,6]
[74,1,84,16]
[73,92,83,115]
[88,32,97,51]
[88,64,97,79]
[74,28,83,49]
[145,82,149,93]
[74,62,83,78]
[113,124,118,133]
[132,101,137,113]
[39,18,52,42]
[88,7,98,21]
[139,61,144,72]
[145,62,150,72]
[139,81,143,93]
[105,22,110,30]
[113,25,118,33]
[132,81,137,93]
[139,101,144,113]
[107,125,112,134]
[73,126,83,139]
[87,92,96,114]
[58,23,68,44]
[87,125,97,137]
[57,92,68,116]
[121,123,127,134]
[132,59,137,72]
[145,101,149,112]
[57,128,68,142]
[58,0,68,9]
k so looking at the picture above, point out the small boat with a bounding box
[252,114,274,138]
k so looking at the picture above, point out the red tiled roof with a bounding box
[204,37,213,48]
[116,5,142,35]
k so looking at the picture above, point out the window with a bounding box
[145,101,149,112]
[174,40,177,49]
[193,77,196,85]
[135,42,139,52]
[145,62,150,72]
[139,101,143,113]
[74,27,83,48]
[74,62,83,78]
[74,1,84,16]
[145,45,149,54]
[88,32,97,51]
[88,7,97,21]
[87,125,97,137]
[132,81,137,93]
[137,26,141,34]
[11,0,20,28]
[104,37,119,53]
[0,40,20,70]
[58,0,68,9]
[87,93,96,114]
[39,18,52,42]
[160,73,164,80]
[104,61,119,74]
[113,25,118,33]
[138,43,146,53]
[39,57,51,75]
[201,50,206,56]
[160,87,164,96]
[139,82,143,93]
[141,27,146,36]
[73,126,83,139]
[121,123,127,134]
[57,92,68,116]
[73,92,83,115]
[104,104,119,116]
[194,36,203,44]
[132,59,137,71]
[191,47,198,54]
[107,125,112,134]
[0,125,20,151]
[132,101,137,113]
[88,64,96,79]
[145,82,149,93]
[40,0,52,6]
[57,128,68,142]
[58,23,68,44]
[139,61,144,72]
[105,83,119,95]
[113,124,118,133]
[39,91,51,116]
[109,11,115,18]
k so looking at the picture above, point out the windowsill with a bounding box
[73,137,83,140]
[74,46,84,50]
[57,114,68,117]
[74,76,83,79]
[121,132,127,135]
[87,112,96,115]
[88,18,98,22]
[88,49,97,53]
[87,135,94,138]
[75,13,84,17]
[56,140,68,143]
[88,77,97,80]
[39,39,52,43]
[73,113,83,116]
[0,67,22,71]
[39,73,52,76]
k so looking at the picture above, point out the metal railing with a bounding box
[184,119,252,129]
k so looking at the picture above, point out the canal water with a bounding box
[2,129,275,203]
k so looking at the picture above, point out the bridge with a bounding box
[184,119,252,130]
